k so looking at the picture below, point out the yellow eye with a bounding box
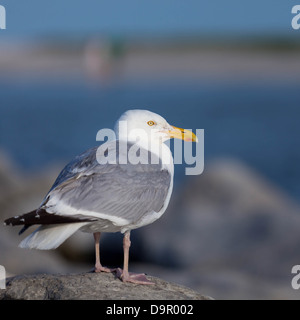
[147,120,156,126]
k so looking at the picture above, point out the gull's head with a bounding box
[115,109,198,144]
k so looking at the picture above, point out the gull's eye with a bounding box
[147,120,156,126]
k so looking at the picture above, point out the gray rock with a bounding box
[136,158,300,299]
[0,272,211,300]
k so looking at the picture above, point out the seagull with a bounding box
[4,109,197,284]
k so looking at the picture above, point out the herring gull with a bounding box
[4,109,197,284]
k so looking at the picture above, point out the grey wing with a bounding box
[42,141,172,223]
[49,146,99,192]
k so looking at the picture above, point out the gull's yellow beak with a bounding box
[167,126,198,142]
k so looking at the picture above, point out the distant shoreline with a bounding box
[0,41,300,82]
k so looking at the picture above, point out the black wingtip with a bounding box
[4,217,13,226]
[18,225,30,235]
[4,209,38,227]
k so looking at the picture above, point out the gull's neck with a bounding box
[135,137,174,174]
[116,129,174,174]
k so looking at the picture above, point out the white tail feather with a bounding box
[19,222,89,250]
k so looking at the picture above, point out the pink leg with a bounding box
[93,232,115,273]
[116,231,154,285]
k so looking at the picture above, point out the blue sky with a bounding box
[0,0,298,38]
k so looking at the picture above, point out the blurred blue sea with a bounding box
[0,79,299,200]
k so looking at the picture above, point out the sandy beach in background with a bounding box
[0,41,300,82]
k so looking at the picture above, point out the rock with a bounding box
[138,158,300,268]
[0,272,211,300]
[135,158,300,299]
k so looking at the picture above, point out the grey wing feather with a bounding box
[49,146,99,191]
[42,141,171,223]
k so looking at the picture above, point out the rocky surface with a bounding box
[139,159,300,269]
[137,159,300,299]
[0,272,211,300]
